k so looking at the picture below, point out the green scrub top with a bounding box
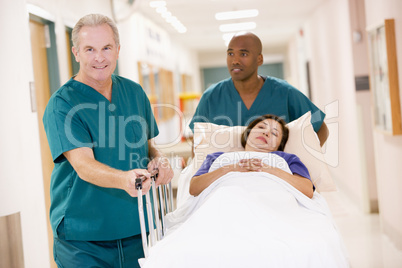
[189,76,325,132]
[43,74,159,241]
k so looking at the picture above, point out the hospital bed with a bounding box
[135,112,350,268]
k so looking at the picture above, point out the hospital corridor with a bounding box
[1,0,402,267]
[322,191,402,267]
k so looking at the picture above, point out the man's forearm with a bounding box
[64,147,136,190]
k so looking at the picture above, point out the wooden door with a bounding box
[0,213,25,267]
[66,30,73,78]
[29,19,56,268]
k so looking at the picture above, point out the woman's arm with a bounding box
[260,164,314,198]
[190,165,235,196]
[190,158,263,196]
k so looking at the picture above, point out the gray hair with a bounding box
[72,14,120,50]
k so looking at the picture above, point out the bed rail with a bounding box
[136,171,174,258]
[135,178,149,258]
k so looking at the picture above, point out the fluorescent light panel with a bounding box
[149,1,166,8]
[222,32,236,46]
[215,9,259,20]
[149,1,187,33]
[219,22,256,32]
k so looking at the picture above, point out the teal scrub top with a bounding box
[189,76,325,132]
[43,74,159,241]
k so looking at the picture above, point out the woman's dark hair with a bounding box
[241,114,289,151]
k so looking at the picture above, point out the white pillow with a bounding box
[193,112,336,192]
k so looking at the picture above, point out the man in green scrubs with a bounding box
[43,14,173,267]
[189,32,329,146]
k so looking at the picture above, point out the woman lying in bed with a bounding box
[189,114,314,198]
[140,114,349,268]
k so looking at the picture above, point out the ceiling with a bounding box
[132,0,328,54]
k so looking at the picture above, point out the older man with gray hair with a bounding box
[43,13,173,267]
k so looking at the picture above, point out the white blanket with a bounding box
[139,152,349,268]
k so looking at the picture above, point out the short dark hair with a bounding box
[241,114,289,151]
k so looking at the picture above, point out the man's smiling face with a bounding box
[72,24,120,86]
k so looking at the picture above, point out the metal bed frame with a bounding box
[135,171,173,258]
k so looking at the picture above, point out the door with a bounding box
[29,19,57,268]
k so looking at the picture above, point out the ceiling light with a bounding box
[149,2,187,34]
[215,9,259,20]
[166,16,178,23]
[177,27,187,33]
[219,22,256,32]
[156,6,167,13]
[222,33,236,46]
[149,1,166,8]
[161,11,172,19]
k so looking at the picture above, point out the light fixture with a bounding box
[219,22,256,32]
[166,16,178,23]
[161,11,172,19]
[149,1,187,34]
[222,32,236,46]
[215,9,259,21]
[156,6,167,14]
[149,1,166,8]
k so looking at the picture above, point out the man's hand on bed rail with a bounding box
[125,169,152,197]
[147,156,174,186]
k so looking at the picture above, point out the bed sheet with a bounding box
[175,157,196,209]
[139,152,349,268]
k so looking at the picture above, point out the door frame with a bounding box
[29,13,60,95]
[28,7,60,268]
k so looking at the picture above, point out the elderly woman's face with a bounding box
[245,119,283,152]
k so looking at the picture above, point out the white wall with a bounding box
[365,0,402,250]
[286,33,309,97]
[0,0,29,218]
[302,0,368,209]
[1,1,203,266]
[1,1,50,267]
[289,0,402,250]
[348,0,378,213]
